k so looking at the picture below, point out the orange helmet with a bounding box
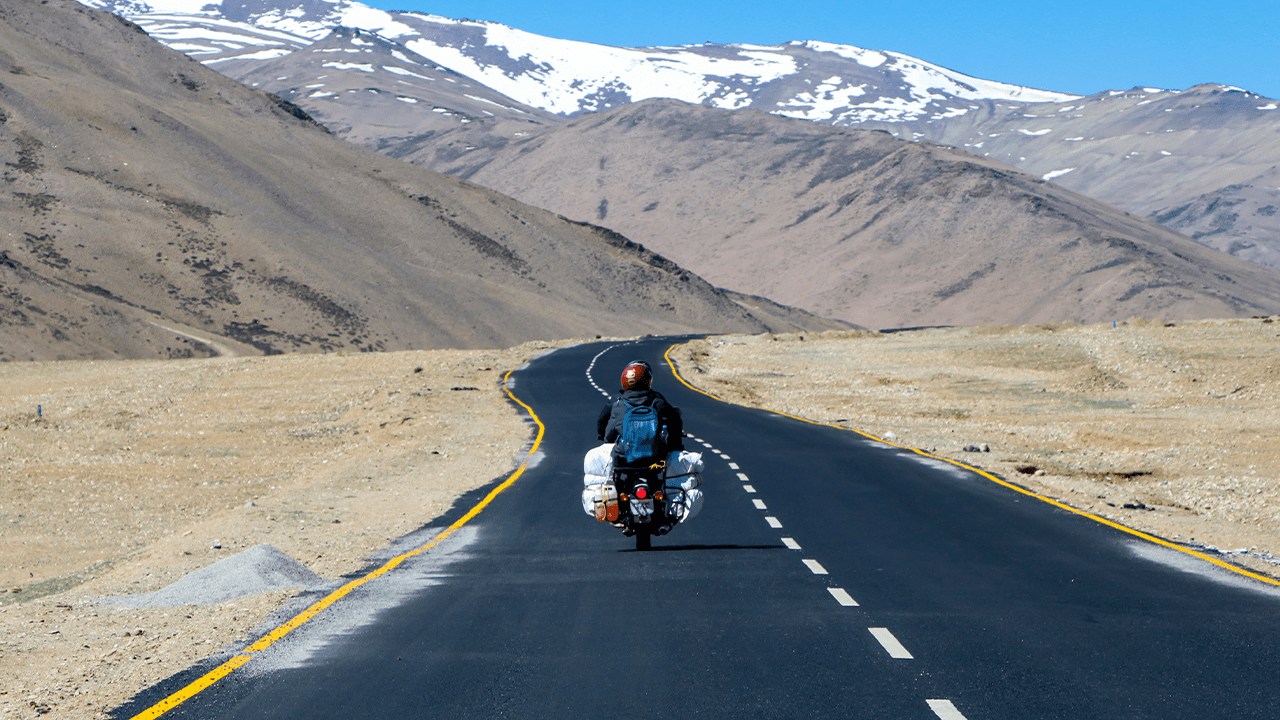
[620,361,652,392]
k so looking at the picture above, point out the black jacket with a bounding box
[596,388,684,455]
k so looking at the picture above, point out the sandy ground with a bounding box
[669,317,1280,577]
[0,341,566,718]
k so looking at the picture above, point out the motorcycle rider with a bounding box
[596,360,684,454]
[596,360,684,532]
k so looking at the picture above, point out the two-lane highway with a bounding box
[116,338,1280,719]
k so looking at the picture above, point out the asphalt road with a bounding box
[117,337,1280,719]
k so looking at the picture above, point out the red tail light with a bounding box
[635,486,648,500]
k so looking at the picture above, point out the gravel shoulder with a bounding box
[0,341,569,718]
[669,317,1280,579]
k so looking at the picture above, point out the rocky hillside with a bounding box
[433,100,1280,328]
[0,0,835,362]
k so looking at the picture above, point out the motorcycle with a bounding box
[600,463,672,551]
[585,445,703,551]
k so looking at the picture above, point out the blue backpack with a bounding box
[619,402,663,465]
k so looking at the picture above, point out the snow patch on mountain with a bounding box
[397,17,797,115]
[81,0,1081,122]
[799,40,887,68]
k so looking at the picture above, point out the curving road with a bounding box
[116,337,1280,719]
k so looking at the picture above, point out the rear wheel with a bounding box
[635,527,651,551]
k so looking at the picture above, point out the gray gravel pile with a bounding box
[110,544,325,608]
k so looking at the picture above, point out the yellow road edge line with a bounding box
[129,654,252,720]
[663,341,1280,588]
[129,367,547,719]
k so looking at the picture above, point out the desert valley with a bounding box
[3,0,1280,716]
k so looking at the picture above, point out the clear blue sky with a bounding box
[374,0,1279,99]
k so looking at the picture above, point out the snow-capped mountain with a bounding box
[79,0,1077,124]
[78,0,1280,271]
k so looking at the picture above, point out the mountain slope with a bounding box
[447,101,1280,328]
[856,85,1280,269]
[0,0,812,362]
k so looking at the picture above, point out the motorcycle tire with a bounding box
[635,527,651,551]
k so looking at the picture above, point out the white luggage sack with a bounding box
[581,443,614,516]
[580,444,704,523]
[663,450,704,522]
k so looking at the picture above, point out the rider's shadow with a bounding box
[618,544,787,553]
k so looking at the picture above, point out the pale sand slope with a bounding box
[669,318,1280,577]
[0,341,571,718]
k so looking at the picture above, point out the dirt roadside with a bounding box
[668,317,1280,578]
[0,341,570,719]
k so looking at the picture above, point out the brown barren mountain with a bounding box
[0,0,834,362]
[421,100,1280,329]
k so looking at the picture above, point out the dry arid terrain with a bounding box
[0,342,563,718]
[670,318,1280,577]
[5,320,1280,718]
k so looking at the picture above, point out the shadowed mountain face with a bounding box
[0,0,825,362]
[429,101,1280,329]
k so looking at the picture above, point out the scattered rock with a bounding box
[980,444,990,452]
[110,544,325,608]
[1015,465,1038,475]
[210,542,222,549]
[883,431,897,440]
[962,444,982,452]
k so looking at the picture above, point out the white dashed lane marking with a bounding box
[781,537,801,550]
[828,588,858,606]
[802,559,827,575]
[736,473,750,482]
[869,628,913,659]
[765,516,783,529]
[742,485,756,493]
[728,462,739,470]
[752,499,767,510]
[719,453,731,460]
[926,700,969,720]
[926,696,962,712]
